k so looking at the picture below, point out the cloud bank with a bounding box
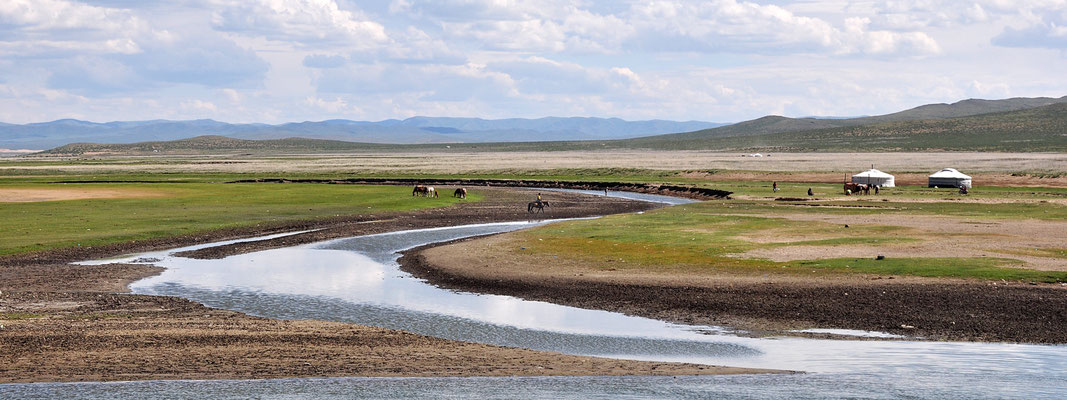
[0,0,1065,125]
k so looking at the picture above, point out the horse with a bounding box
[453,188,467,199]
[413,185,428,197]
[413,185,438,198]
[843,183,868,195]
[528,200,549,213]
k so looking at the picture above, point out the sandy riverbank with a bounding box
[0,188,777,383]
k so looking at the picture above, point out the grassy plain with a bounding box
[3,151,1065,282]
[504,198,1067,282]
[0,182,477,256]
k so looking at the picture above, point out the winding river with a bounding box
[4,190,1066,399]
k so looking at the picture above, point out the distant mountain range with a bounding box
[32,95,1067,155]
[0,116,725,150]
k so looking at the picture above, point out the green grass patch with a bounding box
[512,202,1064,282]
[0,182,479,256]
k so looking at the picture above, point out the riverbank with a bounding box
[1,188,780,383]
[401,233,1067,343]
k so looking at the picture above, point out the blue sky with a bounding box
[1,0,1066,124]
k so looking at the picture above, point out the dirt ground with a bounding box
[2,189,780,383]
[0,188,167,202]
[0,291,760,383]
[9,152,1067,185]
[406,233,1067,344]
[728,213,1067,271]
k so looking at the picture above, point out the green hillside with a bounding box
[658,101,1067,152]
[635,95,1067,142]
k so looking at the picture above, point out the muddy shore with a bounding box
[400,235,1067,344]
[3,188,782,383]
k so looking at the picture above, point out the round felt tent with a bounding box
[928,168,972,188]
[851,168,895,187]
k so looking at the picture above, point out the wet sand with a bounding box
[1,188,778,383]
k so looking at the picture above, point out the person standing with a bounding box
[772,182,778,192]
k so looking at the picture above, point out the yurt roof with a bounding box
[852,168,894,178]
[929,168,971,179]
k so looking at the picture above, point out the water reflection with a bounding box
[60,195,1067,398]
[117,221,757,359]
[87,221,1067,380]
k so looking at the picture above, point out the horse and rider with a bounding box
[528,192,549,213]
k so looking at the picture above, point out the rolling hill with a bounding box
[31,96,1067,155]
[618,102,1067,152]
[0,116,725,150]
[38,102,1067,155]
[640,95,1067,141]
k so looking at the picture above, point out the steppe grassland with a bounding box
[0,183,477,256]
[3,151,1065,282]
[501,198,1067,282]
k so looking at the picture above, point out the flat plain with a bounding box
[2,150,1066,383]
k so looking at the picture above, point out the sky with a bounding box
[1,0,1066,124]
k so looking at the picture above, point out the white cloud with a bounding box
[211,0,388,47]
[2,0,1067,125]
[305,95,352,113]
[181,99,218,113]
[625,0,940,56]
[0,0,152,56]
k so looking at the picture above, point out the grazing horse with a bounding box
[413,185,428,197]
[453,188,467,199]
[413,185,438,198]
[528,200,549,213]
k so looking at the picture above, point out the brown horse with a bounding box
[413,185,438,198]
[843,183,869,195]
[528,200,549,213]
[453,188,467,199]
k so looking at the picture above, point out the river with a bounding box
[4,191,1065,399]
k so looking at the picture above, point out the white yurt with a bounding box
[851,168,895,187]
[928,168,972,188]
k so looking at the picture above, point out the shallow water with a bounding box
[6,373,1066,400]
[540,188,697,205]
[14,191,1067,399]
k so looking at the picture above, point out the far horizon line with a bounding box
[10,94,1063,126]
[3,115,732,126]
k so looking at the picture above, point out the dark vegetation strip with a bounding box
[227,177,733,199]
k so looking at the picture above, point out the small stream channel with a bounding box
[5,190,1067,399]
